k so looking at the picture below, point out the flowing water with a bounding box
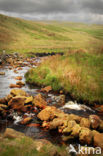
[0,57,98,144]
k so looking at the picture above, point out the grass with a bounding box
[0,136,67,156]
[0,14,103,55]
[25,50,103,104]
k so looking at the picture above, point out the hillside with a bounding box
[0,14,103,54]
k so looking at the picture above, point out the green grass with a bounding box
[0,14,103,55]
[0,136,67,156]
[25,51,103,104]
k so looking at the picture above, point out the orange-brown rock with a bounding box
[18,67,22,70]
[41,86,52,93]
[16,81,25,86]
[25,96,33,104]
[79,127,93,145]
[15,76,22,80]
[9,84,21,88]
[93,130,103,150]
[21,117,32,125]
[69,114,82,123]
[10,89,27,97]
[37,106,57,121]
[4,128,25,139]
[80,118,90,128]
[89,115,101,129]
[14,70,18,74]
[63,120,77,133]
[33,94,47,108]
[8,96,26,110]
[0,98,7,104]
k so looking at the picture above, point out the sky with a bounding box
[0,0,103,24]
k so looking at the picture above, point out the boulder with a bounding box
[71,124,81,137]
[99,121,103,131]
[8,96,26,110]
[21,117,32,125]
[6,94,13,102]
[0,97,7,104]
[0,72,5,75]
[63,120,77,133]
[0,104,8,109]
[69,114,81,123]
[49,118,64,129]
[4,128,25,139]
[33,94,47,108]
[92,130,103,150]
[79,127,93,145]
[89,115,101,129]
[25,96,33,104]
[16,81,25,86]
[9,84,21,88]
[6,58,14,65]
[15,76,22,80]
[55,95,65,107]
[37,106,56,121]
[80,118,90,128]
[10,89,27,96]
[41,86,52,93]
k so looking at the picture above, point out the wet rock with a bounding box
[49,118,64,130]
[9,84,21,88]
[4,128,25,139]
[25,96,33,104]
[0,97,7,104]
[15,76,22,80]
[62,135,74,142]
[80,118,90,128]
[41,86,52,93]
[55,95,65,107]
[69,114,81,123]
[79,127,93,145]
[21,117,32,125]
[18,67,22,70]
[10,89,27,97]
[14,70,18,74]
[37,106,56,121]
[8,96,26,110]
[92,130,103,150]
[63,120,77,133]
[16,81,25,86]
[33,94,47,108]
[6,58,14,65]
[89,115,101,129]
[6,94,13,102]
[0,59,2,64]
[0,72,5,75]
[71,124,81,137]
[99,121,103,131]
[0,104,8,109]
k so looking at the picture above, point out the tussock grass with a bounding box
[26,50,103,104]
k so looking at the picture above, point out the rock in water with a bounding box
[33,94,47,108]
[10,89,27,96]
[0,72,5,75]
[8,96,26,110]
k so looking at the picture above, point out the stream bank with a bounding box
[0,53,103,155]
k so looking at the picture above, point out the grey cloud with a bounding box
[0,0,103,24]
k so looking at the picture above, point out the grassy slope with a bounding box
[1,14,103,104]
[0,14,103,55]
[26,51,103,104]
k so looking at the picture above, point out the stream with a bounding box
[0,56,99,145]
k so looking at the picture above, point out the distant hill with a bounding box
[0,14,103,54]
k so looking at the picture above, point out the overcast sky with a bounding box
[0,0,103,24]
